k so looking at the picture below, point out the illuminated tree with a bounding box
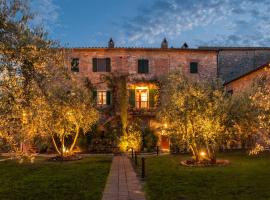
[249,72,270,154]
[43,75,99,157]
[118,122,142,152]
[0,0,60,159]
[226,91,260,151]
[0,0,99,160]
[158,72,232,163]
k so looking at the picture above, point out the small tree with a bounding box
[226,91,260,150]
[119,122,142,152]
[158,72,231,163]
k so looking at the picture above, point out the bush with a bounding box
[142,128,158,152]
[119,123,142,152]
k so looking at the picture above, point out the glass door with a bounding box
[135,89,149,109]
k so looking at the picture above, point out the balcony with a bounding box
[128,107,156,116]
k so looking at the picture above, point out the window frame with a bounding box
[138,59,149,74]
[71,58,79,72]
[93,58,111,72]
[190,62,198,74]
[135,88,149,109]
[97,90,107,106]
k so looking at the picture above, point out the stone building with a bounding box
[199,46,270,84]
[65,40,270,151]
[225,63,270,93]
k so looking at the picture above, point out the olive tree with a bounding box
[158,72,232,163]
[249,72,270,154]
[44,74,99,157]
[0,0,60,158]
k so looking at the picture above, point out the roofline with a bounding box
[62,47,217,52]
[224,63,270,85]
[199,46,270,51]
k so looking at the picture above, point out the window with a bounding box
[135,88,149,109]
[190,62,198,73]
[96,91,111,106]
[227,90,233,95]
[129,87,157,109]
[138,59,149,74]
[97,91,106,105]
[93,58,111,72]
[71,58,79,72]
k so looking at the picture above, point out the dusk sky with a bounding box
[31,0,270,48]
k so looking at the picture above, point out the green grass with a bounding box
[135,152,270,200]
[0,156,112,200]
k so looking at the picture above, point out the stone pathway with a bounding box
[102,155,146,200]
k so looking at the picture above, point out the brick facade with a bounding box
[65,48,217,88]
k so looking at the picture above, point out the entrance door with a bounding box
[160,135,170,150]
[135,89,148,109]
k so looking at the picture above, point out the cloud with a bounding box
[30,0,59,31]
[119,0,270,47]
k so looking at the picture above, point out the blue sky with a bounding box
[31,0,270,48]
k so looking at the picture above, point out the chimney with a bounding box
[108,38,115,48]
[161,38,168,49]
[181,42,189,49]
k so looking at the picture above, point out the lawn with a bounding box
[135,152,270,200]
[0,156,112,200]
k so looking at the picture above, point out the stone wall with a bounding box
[218,49,270,83]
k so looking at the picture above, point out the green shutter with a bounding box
[106,91,111,105]
[106,58,111,72]
[129,89,135,108]
[71,58,79,72]
[138,60,143,73]
[190,62,198,73]
[92,58,97,72]
[138,59,149,73]
[149,89,157,108]
[144,59,149,73]
[93,90,97,101]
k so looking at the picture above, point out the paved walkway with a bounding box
[102,155,146,200]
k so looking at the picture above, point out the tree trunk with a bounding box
[210,146,217,164]
[50,134,61,155]
[190,144,199,162]
[61,134,65,159]
[70,126,80,153]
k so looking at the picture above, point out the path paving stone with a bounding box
[102,155,146,200]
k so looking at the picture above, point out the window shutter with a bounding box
[190,62,198,73]
[92,90,97,101]
[149,89,157,108]
[106,58,111,72]
[129,89,135,107]
[138,59,149,73]
[138,60,143,73]
[144,59,149,73]
[106,91,111,105]
[71,58,79,72]
[92,58,97,72]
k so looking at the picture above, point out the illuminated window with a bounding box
[97,91,107,105]
[135,88,149,109]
